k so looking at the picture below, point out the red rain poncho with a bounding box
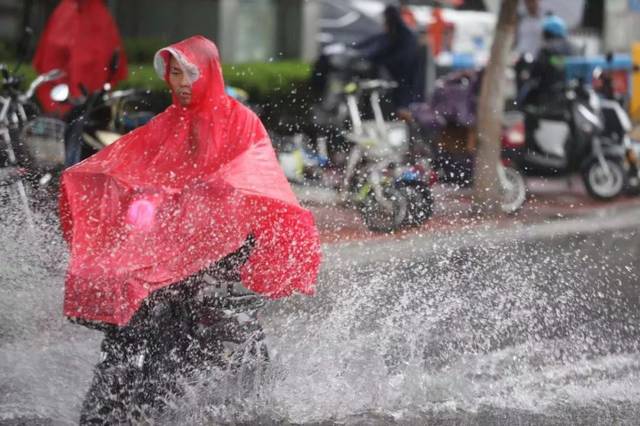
[59,36,321,326]
[32,0,128,113]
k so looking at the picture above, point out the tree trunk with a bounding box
[472,0,519,214]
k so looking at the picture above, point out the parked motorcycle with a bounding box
[411,71,528,214]
[343,79,435,231]
[0,63,66,224]
[515,52,629,201]
[54,52,154,166]
[592,55,640,194]
[307,43,391,165]
[517,79,627,200]
[279,78,434,232]
[597,96,640,194]
[0,64,66,173]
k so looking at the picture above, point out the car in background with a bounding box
[316,0,384,47]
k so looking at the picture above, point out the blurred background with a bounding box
[0,1,633,61]
[2,0,640,230]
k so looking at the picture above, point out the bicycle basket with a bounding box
[20,117,66,170]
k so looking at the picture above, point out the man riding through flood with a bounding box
[59,35,321,423]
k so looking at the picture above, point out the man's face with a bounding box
[525,0,539,16]
[168,56,192,106]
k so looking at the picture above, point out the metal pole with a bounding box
[300,0,320,62]
[218,0,240,63]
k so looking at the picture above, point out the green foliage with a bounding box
[222,61,311,102]
[0,40,12,62]
[120,64,167,92]
[2,32,312,102]
[1,60,313,133]
[0,63,36,91]
[119,37,312,99]
[2,61,312,98]
[123,38,166,64]
[120,61,312,102]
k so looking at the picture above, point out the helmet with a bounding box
[542,15,568,38]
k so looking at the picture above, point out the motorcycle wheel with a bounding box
[582,157,626,200]
[397,182,434,226]
[499,166,527,214]
[361,186,408,233]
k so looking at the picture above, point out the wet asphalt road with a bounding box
[299,207,640,425]
[1,204,640,425]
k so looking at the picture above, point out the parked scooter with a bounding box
[342,79,434,231]
[0,63,66,224]
[597,95,640,194]
[307,43,393,166]
[310,44,379,129]
[0,64,66,175]
[279,78,434,232]
[411,71,528,214]
[516,56,628,200]
[54,52,154,166]
[592,54,640,193]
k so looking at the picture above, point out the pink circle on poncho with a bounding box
[126,199,156,230]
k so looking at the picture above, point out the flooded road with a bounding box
[1,199,639,425]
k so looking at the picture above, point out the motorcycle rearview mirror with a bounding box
[50,84,70,103]
[45,69,65,82]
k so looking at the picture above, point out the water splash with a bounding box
[1,190,640,425]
